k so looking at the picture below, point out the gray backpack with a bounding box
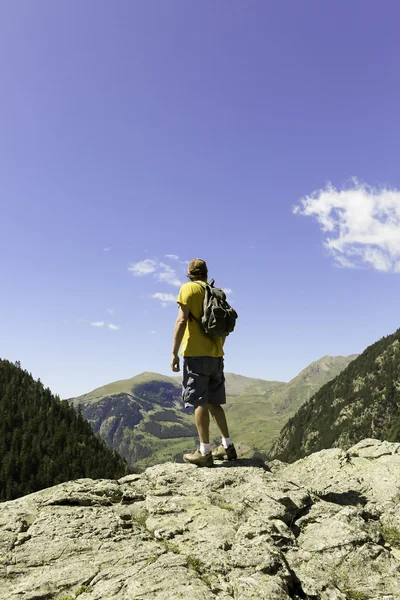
[191,279,238,338]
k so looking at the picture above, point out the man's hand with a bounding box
[171,353,180,372]
[171,304,189,372]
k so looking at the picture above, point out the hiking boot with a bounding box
[212,444,237,461]
[183,449,213,467]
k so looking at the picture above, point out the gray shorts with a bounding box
[182,356,226,408]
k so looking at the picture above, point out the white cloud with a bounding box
[293,179,400,272]
[128,259,158,276]
[91,321,104,327]
[107,308,114,315]
[104,247,112,252]
[149,330,157,335]
[156,262,183,287]
[152,292,176,302]
[108,323,120,330]
[165,254,179,260]
[128,258,183,287]
[152,292,176,308]
[223,288,233,296]
[334,255,358,269]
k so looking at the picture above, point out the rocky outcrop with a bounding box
[1,439,400,599]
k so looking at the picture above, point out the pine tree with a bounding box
[0,359,129,501]
[271,328,400,462]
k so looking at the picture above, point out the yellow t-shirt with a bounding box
[177,281,224,357]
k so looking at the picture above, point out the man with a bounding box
[171,258,237,467]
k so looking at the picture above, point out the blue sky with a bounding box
[1,1,400,398]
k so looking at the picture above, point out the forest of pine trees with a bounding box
[0,359,129,502]
[271,327,400,462]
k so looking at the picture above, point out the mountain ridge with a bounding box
[68,355,357,468]
[270,328,400,462]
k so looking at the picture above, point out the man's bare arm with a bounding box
[171,304,190,372]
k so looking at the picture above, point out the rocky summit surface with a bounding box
[1,439,400,600]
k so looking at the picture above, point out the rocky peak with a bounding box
[1,439,400,599]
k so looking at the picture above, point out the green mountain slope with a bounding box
[0,359,128,502]
[69,357,355,468]
[270,329,400,463]
[171,372,284,397]
[224,373,284,397]
[68,373,198,469]
[220,356,357,453]
[268,354,359,415]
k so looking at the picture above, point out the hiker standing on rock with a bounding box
[171,258,238,467]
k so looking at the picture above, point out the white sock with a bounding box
[200,443,211,456]
[222,437,232,449]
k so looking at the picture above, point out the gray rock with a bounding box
[1,439,400,599]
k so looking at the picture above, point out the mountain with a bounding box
[69,356,355,469]
[68,372,198,469]
[270,328,400,462]
[2,439,400,599]
[224,373,284,397]
[0,359,128,502]
[268,354,359,415]
[220,356,357,453]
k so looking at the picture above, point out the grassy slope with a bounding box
[71,372,178,405]
[271,333,400,462]
[172,373,287,454]
[226,355,358,452]
[69,374,198,469]
[69,357,356,468]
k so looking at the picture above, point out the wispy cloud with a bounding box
[152,292,176,308]
[91,321,104,327]
[165,254,179,260]
[156,262,183,287]
[104,247,112,252]
[107,308,114,315]
[108,323,120,330]
[152,292,176,303]
[149,329,157,335]
[128,259,158,276]
[294,179,400,272]
[128,258,184,287]
[223,288,233,296]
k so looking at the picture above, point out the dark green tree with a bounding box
[271,328,400,462]
[0,359,129,501]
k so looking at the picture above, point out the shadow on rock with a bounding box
[213,457,271,471]
[316,490,368,506]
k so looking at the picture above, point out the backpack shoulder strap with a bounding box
[189,281,207,322]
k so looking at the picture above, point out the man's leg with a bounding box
[208,403,237,460]
[207,358,237,460]
[183,405,213,466]
[207,404,229,439]
[194,405,210,444]
[182,358,213,467]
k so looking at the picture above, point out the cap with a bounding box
[187,258,208,279]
